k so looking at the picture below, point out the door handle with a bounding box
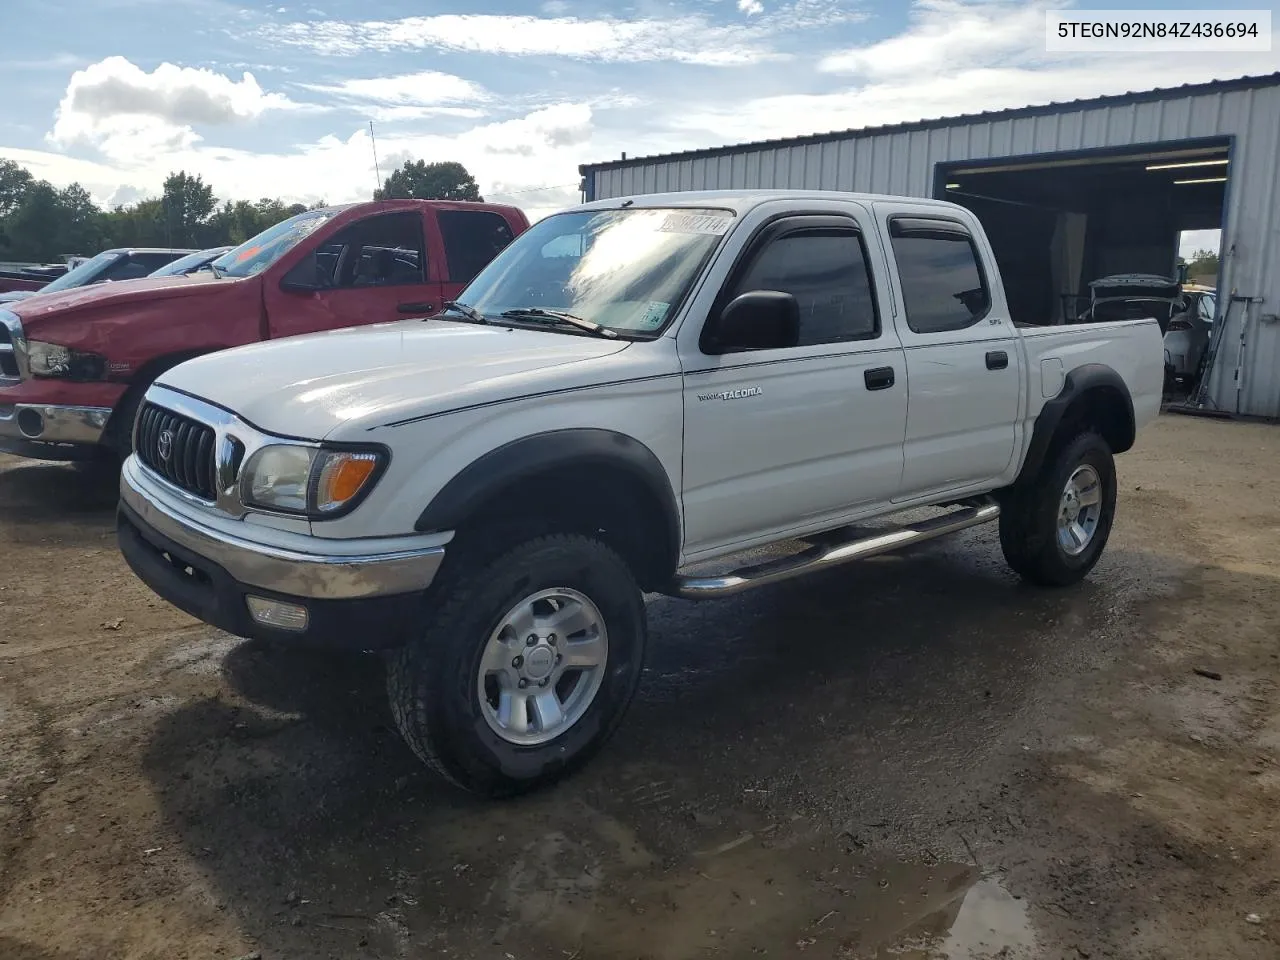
[864,366,895,391]
[397,302,436,314]
[985,350,1009,370]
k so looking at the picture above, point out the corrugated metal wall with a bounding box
[585,83,1280,418]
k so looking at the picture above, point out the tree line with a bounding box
[0,157,483,265]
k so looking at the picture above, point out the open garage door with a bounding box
[935,141,1229,328]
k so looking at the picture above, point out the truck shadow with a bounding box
[0,458,118,524]
[140,531,1168,957]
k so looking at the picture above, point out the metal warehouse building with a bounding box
[580,73,1280,418]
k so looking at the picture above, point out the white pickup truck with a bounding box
[117,191,1164,795]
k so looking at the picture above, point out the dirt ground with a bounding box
[1,413,1278,960]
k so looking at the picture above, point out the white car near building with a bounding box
[1164,285,1217,384]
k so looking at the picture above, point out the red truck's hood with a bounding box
[7,273,226,331]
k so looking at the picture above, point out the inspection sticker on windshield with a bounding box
[637,301,670,329]
[657,213,732,236]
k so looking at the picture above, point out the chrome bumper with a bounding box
[119,457,447,601]
[0,403,112,445]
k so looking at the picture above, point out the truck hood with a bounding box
[7,273,225,330]
[158,319,633,440]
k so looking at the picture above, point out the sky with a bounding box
[1,0,1277,224]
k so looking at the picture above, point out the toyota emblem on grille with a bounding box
[157,429,174,462]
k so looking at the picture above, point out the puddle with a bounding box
[930,878,1036,959]
[360,806,1038,959]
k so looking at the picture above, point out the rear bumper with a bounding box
[117,456,448,648]
[0,403,113,460]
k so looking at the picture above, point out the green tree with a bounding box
[55,183,106,254]
[0,159,326,260]
[0,158,33,219]
[4,181,68,261]
[375,159,481,202]
[161,171,216,247]
[104,198,166,248]
[1186,248,1219,280]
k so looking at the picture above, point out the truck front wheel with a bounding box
[999,431,1117,587]
[386,533,647,796]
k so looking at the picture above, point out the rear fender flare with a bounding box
[1016,363,1134,484]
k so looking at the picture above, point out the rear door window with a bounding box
[889,219,991,334]
[439,210,516,285]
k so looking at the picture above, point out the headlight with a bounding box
[241,444,387,518]
[27,341,107,380]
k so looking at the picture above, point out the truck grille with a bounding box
[0,326,17,380]
[136,402,218,500]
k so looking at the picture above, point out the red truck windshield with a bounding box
[212,208,339,279]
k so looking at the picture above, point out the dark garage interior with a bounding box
[937,141,1229,327]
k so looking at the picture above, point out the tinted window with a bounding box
[284,212,426,289]
[38,251,122,293]
[439,210,515,285]
[890,224,990,334]
[730,228,878,346]
[103,256,157,282]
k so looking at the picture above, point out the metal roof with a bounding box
[580,72,1280,174]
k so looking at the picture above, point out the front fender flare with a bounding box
[414,427,681,560]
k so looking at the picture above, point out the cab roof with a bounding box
[573,189,965,217]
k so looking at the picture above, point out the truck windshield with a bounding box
[38,251,122,293]
[211,208,338,279]
[459,207,734,336]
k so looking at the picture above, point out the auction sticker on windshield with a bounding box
[658,213,733,236]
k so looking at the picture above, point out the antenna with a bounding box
[369,120,382,197]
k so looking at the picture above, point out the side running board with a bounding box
[665,499,1001,600]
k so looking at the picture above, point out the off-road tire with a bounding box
[386,533,647,796]
[999,430,1117,587]
[108,383,147,458]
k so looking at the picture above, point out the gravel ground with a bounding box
[1,412,1278,960]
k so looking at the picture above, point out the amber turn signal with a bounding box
[314,451,381,513]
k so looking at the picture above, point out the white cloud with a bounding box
[302,70,489,106]
[667,0,1280,149]
[255,4,861,65]
[50,56,302,162]
[820,0,1049,76]
[301,70,491,121]
[540,0,569,13]
[739,0,764,15]
[3,101,600,225]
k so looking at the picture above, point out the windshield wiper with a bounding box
[440,300,488,324]
[499,307,618,339]
[208,262,223,279]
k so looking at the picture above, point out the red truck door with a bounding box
[434,207,519,304]
[264,208,446,340]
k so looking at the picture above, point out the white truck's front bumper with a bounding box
[117,455,448,646]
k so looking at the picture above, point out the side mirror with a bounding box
[705,290,800,353]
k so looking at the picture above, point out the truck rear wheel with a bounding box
[386,533,646,796]
[999,431,1117,587]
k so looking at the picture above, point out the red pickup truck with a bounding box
[0,198,529,462]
